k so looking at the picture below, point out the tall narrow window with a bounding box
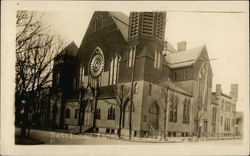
[203,121,208,132]
[174,95,178,122]
[109,58,114,85]
[80,66,85,85]
[149,84,152,96]
[128,46,136,67]
[154,50,158,68]
[183,98,190,124]
[107,107,115,120]
[187,99,190,122]
[113,56,118,84]
[169,94,174,122]
[128,47,133,67]
[74,109,79,119]
[109,54,120,85]
[134,83,138,94]
[154,50,162,69]
[157,51,161,69]
[65,108,70,119]
[183,99,187,123]
[107,109,110,120]
[132,46,136,66]
[95,108,101,120]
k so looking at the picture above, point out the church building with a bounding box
[51,11,214,138]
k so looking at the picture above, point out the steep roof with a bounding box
[59,41,79,57]
[165,46,205,69]
[109,12,129,41]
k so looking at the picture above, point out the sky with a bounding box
[25,1,248,111]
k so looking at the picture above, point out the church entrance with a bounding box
[148,103,159,136]
[84,100,93,127]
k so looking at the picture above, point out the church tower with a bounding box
[119,12,169,84]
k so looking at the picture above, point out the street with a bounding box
[15,128,243,145]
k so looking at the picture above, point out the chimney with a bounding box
[177,41,187,51]
[216,84,222,96]
[230,84,238,99]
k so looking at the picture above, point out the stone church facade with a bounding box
[51,11,214,138]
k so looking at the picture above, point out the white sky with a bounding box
[18,1,249,111]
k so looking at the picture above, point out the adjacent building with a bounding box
[211,84,238,137]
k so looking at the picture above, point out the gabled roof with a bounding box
[82,11,129,42]
[109,12,129,41]
[58,41,79,57]
[165,46,205,69]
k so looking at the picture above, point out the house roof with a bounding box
[109,12,129,41]
[165,46,205,69]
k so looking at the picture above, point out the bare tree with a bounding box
[112,85,130,138]
[156,79,171,140]
[196,63,209,138]
[15,10,66,136]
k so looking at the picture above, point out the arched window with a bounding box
[149,84,152,96]
[65,108,70,119]
[154,50,162,69]
[95,108,101,120]
[107,108,110,119]
[107,106,115,120]
[149,103,159,129]
[113,55,120,84]
[134,83,138,94]
[109,58,114,85]
[174,95,178,122]
[169,94,178,122]
[183,98,190,124]
[128,46,136,67]
[154,50,158,68]
[80,66,85,85]
[109,54,121,85]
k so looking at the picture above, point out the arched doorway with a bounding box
[149,103,159,130]
[84,100,93,127]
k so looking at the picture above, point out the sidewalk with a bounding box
[15,127,243,144]
[15,135,45,145]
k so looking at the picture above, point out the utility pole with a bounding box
[163,81,169,140]
[129,46,136,139]
[92,79,99,132]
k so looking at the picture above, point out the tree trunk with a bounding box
[163,108,166,140]
[118,108,123,138]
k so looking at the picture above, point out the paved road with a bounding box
[15,128,243,145]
